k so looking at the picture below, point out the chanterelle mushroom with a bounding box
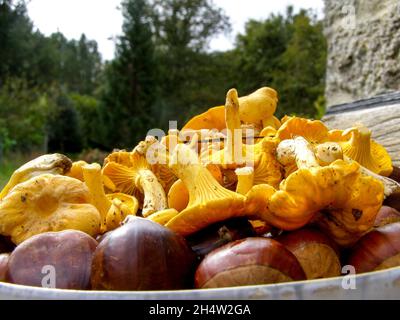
[165,143,248,236]
[339,125,393,176]
[0,174,101,244]
[102,143,168,217]
[82,163,139,232]
[182,87,280,133]
[248,137,385,246]
[0,153,72,200]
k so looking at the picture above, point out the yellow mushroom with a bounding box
[103,149,133,167]
[339,125,393,176]
[0,174,101,244]
[252,139,282,188]
[66,160,88,181]
[276,116,330,144]
[147,208,180,226]
[253,136,385,246]
[134,136,177,193]
[167,163,224,212]
[235,167,254,195]
[168,179,189,212]
[82,163,138,232]
[183,106,226,131]
[316,142,399,198]
[0,154,72,200]
[102,145,167,217]
[182,87,280,134]
[209,89,262,169]
[165,143,248,236]
[238,87,280,130]
[106,193,139,231]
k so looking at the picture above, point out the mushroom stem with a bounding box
[280,137,319,169]
[225,89,243,166]
[169,144,241,208]
[82,163,111,231]
[315,142,343,166]
[355,161,400,198]
[235,167,254,195]
[136,169,168,217]
[308,142,398,198]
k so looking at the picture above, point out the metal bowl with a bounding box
[1,266,399,299]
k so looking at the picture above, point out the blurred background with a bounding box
[0,0,398,187]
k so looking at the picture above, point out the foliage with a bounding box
[234,7,327,118]
[0,0,328,157]
[0,78,50,153]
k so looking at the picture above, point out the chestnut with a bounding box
[0,253,10,282]
[6,230,97,289]
[194,237,306,289]
[374,206,400,227]
[91,216,196,291]
[347,222,400,273]
[277,228,341,280]
[186,218,255,259]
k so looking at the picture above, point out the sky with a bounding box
[27,0,324,61]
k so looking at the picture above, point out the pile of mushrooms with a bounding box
[0,86,399,291]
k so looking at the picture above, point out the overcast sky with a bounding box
[27,0,324,61]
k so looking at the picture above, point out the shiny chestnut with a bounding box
[348,222,400,273]
[91,216,196,291]
[195,237,306,289]
[277,228,341,280]
[6,230,97,289]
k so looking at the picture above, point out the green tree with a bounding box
[0,78,51,153]
[101,0,159,148]
[234,7,326,118]
[151,0,231,124]
[0,0,34,84]
[47,92,83,153]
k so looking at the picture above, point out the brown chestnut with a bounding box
[91,216,196,291]
[194,237,306,289]
[277,228,341,280]
[0,253,10,282]
[374,206,400,227]
[186,218,255,259]
[347,222,400,273]
[6,230,97,289]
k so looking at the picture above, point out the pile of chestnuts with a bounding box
[0,170,399,291]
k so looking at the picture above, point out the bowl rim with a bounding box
[1,265,400,299]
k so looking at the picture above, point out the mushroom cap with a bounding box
[276,117,329,144]
[166,143,248,236]
[0,174,101,244]
[339,126,393,176]
[0,153,72,200]
[166,195,248,237]
[280,160,383,245]
[103,149,133,167]
[253,140,282,189]
[183,106,226,131]
[66,160,89,181]
[168,179,189,212]
[238,87,278,124]
[105,193,139,230]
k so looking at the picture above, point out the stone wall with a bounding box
[324,0,400,107]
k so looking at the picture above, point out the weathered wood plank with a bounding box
[323,103,400,167]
